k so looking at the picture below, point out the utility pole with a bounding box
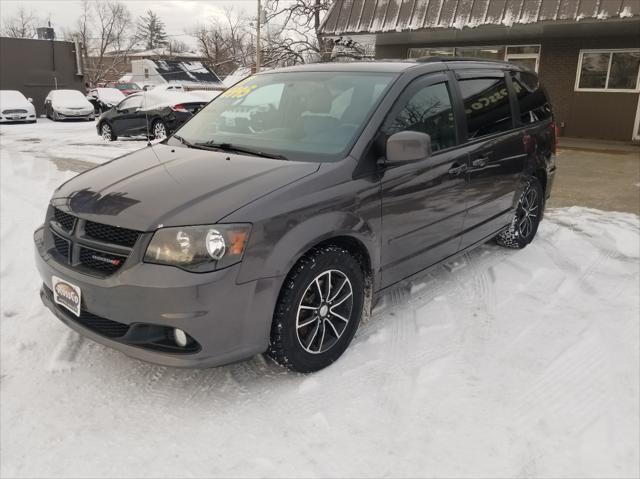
[256,0,261,73]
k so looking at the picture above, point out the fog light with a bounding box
[173,328,188,347]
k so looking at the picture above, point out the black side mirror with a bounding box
[385,131,432,165]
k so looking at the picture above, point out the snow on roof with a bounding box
[150,59,222,86]
[319,0,640,35]
[127,48,202,58]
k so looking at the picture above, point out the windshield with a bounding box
[173,72,395,162]
[52,90,87,103]
[117,83,140,90]
[96,88,125,102]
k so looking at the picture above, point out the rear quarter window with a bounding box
[511,71,552,124]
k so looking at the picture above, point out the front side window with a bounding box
[175,72,395,162]
[119,95,142,110]
[577,50,640,91]
[386,82,456,152]
[459,77,513,139]
[511,71,552,124]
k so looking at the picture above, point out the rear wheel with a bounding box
[268,246,365,373]
[100,122,116,141]
[496,177,544,249]
[152,119,167,140]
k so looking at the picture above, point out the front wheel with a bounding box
[496,177,544,249]
[100,122,116,141]
[268,246,365,373]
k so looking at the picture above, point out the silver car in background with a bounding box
[44,89,95,121]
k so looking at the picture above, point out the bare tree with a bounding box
[68,0,136,86]
[167,38,190,55]
[263,0,370,65]
[190,7,252,77]
[1,6,40,38]
[263,0,331,64]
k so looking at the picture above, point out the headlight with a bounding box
[144,224,251,272]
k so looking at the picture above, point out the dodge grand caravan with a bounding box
[34,59,556,372]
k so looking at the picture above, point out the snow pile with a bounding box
[1,121,639,478]
[620,7,634,18]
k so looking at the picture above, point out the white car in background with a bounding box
[44,89,95,121]
[0,90,37,123]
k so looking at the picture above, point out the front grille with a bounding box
[85,221,140,247]
[48,208,140,276]
[54,208,76,232]
[43,286,129,338]
[52,232,70,259]
[2,109,27,115]
[79,247,127,274]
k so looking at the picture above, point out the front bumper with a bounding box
[0,114,36,122]
[34,225,281,368]
[56,110,94,120]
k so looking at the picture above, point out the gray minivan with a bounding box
[34,59,556,372]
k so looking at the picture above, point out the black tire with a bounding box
[100,122,116,141]
[496,177,544,249]
[268,246,365,373]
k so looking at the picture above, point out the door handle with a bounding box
[472,156,489,168]
[448,163,467,176]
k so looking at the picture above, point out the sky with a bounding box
[0,0,259,49]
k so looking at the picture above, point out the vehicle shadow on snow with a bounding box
[54,240,516,400]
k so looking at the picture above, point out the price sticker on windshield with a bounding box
[222,83,258,99]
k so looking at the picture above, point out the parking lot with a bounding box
[1,119,639,478]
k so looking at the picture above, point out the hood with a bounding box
[0,91,33,111]
[52,143,319,231]
[52,91,92,109]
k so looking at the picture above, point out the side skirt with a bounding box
[371,224,509,304]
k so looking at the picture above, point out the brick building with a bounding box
[319,0,640,142]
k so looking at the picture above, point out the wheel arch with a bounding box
[238,211,379,291]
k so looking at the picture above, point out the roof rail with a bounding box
[415,56,509,64]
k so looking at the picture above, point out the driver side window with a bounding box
[386,81,457,153]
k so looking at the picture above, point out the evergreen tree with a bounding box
[136,10,167,50]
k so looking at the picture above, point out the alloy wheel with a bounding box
[296,269,354,354]
[154,121,167,140]
[517,188,539,239]
[101,124,112,141]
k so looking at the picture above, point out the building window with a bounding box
[408,47,454,58]
[576,50,640,92]
[408,45,540,72]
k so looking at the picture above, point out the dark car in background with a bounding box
[97,92,207,141]
[107,82,142,96]
[35,59,556,373]
[86,88,126,115]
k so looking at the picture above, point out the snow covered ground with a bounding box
[1,120,639,478]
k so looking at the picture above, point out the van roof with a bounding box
[260,58,524,75]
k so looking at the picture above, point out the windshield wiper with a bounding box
[172,134,201,149]
[194,141,289,161]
